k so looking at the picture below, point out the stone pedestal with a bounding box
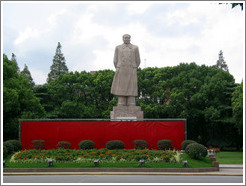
[110,105,143,120]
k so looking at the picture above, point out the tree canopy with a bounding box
[3,54,46,140]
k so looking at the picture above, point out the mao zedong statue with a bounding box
[111,34,141,107]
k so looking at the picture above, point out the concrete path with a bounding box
[220,164,243,169]
[4,166,243,176]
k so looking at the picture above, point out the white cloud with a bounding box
[126,2,152,15]
[14,8,69,45]
[47,8,68,31]
[14,27,40,45]
[3,2,244,84]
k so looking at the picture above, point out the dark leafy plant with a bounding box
[3,141,15,155]
[133,140,148,149]
[57,141,71,149]
[182,140,197,150]
[3,145,8,158]
[79,140,95,150]
[32,140,45,150]
[106,140,125,150]
[185,143,208,160]
[157,140,173,150]
[6,140,22,152]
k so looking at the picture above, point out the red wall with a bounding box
[20,120,185,150]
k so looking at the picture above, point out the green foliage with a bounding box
[185,143,208,160]
[57,141,71,149]
[79,140,95,150]
[3,145,8,159]
[6,140,22,152]
[106,140,125,150]
[157,140,173,150]
[133,140,148,149]
[3,54,46,140]
[3,141,15,155]
[181,140,197,150]
[47,42,68,83]
[41,70,114,118]
[20,64,35,87]
[232,82,243,135]
[32,140,45,150]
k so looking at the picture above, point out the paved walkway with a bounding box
[4,165,243,176]
[219,164,243,169]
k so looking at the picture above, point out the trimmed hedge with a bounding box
[157,140,173,150]
[106,140,125,150]
[3,145,8,158]
[79,140,95,150]
[7,140,22,152]
[185,143,208,160]
[181,140,197,150]
[57,141,71,149]
[3,141,15,155]
[133,140,148,149]
[32,140,45,150]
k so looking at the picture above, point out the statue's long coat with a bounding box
[111,43,141,96]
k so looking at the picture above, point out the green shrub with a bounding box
[32,140,45,150]
[181,140,197,150]
[106,140,125,150]
[133,140,148,149]
[3,145,8,159]
[57,141,71,149]
[3,141,15,155]
[185,143,208,160]
[6,140,22,152]
[79,140,95,150]
[157,140,173,150]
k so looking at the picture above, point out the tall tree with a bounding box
[3,54,46,140]
[21,64,35,88]
[47,42,68,83]
[216,50,229,72]
[11,53,20,73]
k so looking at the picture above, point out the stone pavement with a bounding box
[3,164,243,176]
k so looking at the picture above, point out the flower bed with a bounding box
[10,149,181,163]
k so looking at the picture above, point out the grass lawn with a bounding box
[4,154,213,169]
[216,151,243,164]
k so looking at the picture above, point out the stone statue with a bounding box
[110,34,143,120]
[111,34,141,106]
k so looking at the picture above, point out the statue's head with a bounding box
[123,34,131,44]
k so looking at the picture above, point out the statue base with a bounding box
[110,105,144,120]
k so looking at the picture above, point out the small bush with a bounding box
[7,140,22,152]
[133,140,148,149]
[181,140,197,150]
[185,143,208,160]
[3,141,15,155]
[57,141,71,149]
[157,140,173,150]
[79,140,95,150]
[3,145,8,159]
[32,140,45,150]
[106,140,125,150]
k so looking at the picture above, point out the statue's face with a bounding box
[123,35,131,44]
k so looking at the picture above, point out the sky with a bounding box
[1,1,245,85]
